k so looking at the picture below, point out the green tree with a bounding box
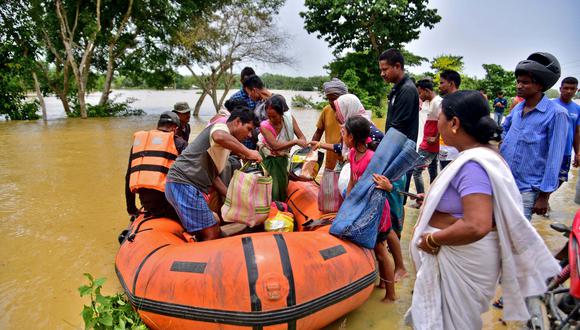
[301,0,440,56]
[430,54,464,73]
[301,0,439,108]
[94,0,219,106]
[0,44,40,120]
[479,64,515,98]
[0,3,40,120]
[175,0,291,115]
[430,54,464,86]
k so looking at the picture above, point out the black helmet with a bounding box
[515,52,561,91]
[157,111,180,127]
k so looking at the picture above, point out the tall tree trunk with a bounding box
[194,90,208,116]
[32,72,47,121]
[55,0,101,119]
[58,92,71,115]
[211,87,219,112]
[99,1,133,106]
[218,67,235,110]
[98,54,114,106]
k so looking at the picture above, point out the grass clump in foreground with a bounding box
[79,273,146,330]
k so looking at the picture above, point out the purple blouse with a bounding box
[435,161,492,218]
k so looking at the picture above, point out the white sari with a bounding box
[406,147,560,330]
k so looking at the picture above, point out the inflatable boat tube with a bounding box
[116,198,376,329]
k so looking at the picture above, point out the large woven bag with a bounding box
[221,162,272,227]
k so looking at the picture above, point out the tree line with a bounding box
[2,0,561,121]
[1,0,290,120]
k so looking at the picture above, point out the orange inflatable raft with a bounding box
[115,181,376,329]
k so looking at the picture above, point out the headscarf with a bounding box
[323,78,348,96]
[334,94,368,124]
[334,94,372,158]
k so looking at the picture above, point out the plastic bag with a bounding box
[264,202,295,232]
[289,147,324,181]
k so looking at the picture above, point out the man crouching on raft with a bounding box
[165,109,262,241]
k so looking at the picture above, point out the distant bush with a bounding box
[291,94,317,109]
[69,96,145,118]
[314,101,328,110]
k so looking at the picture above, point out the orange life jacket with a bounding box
[129,130,178,193]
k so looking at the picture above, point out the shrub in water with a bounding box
[70,96,145,118]
[291,94,317,109]
[79,273,145,330]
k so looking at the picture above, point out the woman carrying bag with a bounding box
[258,94,307,201]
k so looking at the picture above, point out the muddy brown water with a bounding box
[0,90,577,329]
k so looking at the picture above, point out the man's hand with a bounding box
[410,193,426,207]
[295,139,308,148]
[308,141,320,150]
[533,193,549,216]
[244,150,263,163]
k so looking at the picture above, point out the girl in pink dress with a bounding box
[343,116,397,302]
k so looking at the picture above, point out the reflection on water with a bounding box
[0,93,577,329]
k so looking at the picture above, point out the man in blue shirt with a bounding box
[552,77,580,180]
[227,67,257,111]
[492,91,508,125]
[500,52,568,221]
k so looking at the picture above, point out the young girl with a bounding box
[318,116,397,302]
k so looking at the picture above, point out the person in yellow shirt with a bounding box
[311,78,348,170]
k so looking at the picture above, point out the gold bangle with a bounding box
[424,235,436,250]
[429,233,441,248]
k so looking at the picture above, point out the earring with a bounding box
[452,129,457,134]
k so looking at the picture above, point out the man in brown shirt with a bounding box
[311,78,348,170]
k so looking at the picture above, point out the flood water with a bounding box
[0,89,577,329]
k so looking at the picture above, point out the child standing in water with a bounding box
[329,116,397,302]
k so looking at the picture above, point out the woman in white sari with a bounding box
[406,90,560,329]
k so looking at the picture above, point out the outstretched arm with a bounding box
[212,130,262,162]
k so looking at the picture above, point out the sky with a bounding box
[246,0,580,83]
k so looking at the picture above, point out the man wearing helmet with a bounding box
[500,52,568,221]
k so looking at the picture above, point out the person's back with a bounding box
[125,111,185,219]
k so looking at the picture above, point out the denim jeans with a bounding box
[412,149,439,194]
[520,190,540,221]
[428,156,438,183]
[493,112,504,126]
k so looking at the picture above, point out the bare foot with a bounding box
[381,295,397,303]
[394,269,408,282]
[376,282,386,289]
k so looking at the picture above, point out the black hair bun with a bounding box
[475,116,503,143]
